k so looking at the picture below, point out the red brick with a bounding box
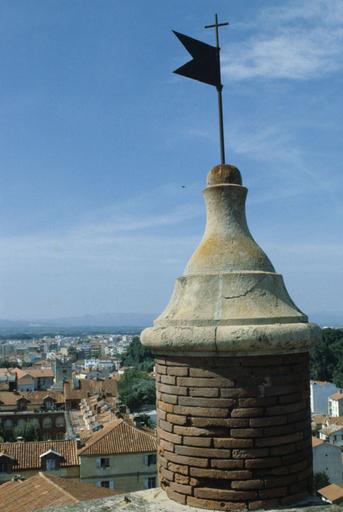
[259,487,288,499]
[221,388,255,398]
[165,489,186,505]
[264,385,301,397]
[158,401,174,413]
[189,367,221,377]
[262,423,296,437]
[190,387,219,398]
[231,480,264,490]
[249,416,286,427]
[232,448,269,459]
[168,462,189,475]
[158,428,182,444]
[190,467,249,479]
[248,499,279,510]
[278,392,303,404]
[174,473,190,485]
[281,450,311,465]
[160,393,178,405]
[264,474,299,488]
[265,402,305,416]
[178,396,235,408]
[155,358,166,365]
[195,487,257,501]
[183,436,212,447]
[160,466,174,481]
[174,405,229,417]
[269,443,296,456]
[289,478,311,494]
[163,450,208,468]
[159,384,187,395]
[286,409,310,423]
[245,457,282,469]
[173,426,212,436]
[167,366,189,376]
[238,397,276,407]
[165,359,189,366]
[169,482,192,494]
[255,431,303,447]
[158,409,166,421]
[279,492,308,505]
[187,496,247,511]
[191,417,230,428]
[161,375,176,385]
[160,439,174,452]
[230,428,263,438]
[159,419,173,432]
[214,438,253,449]
[231,408,264,418]
[156,364,167,375]
[177,377,234,387]
[240,356,284,366]
[166,414,187,426]
[175,445,232,459]
[211,460,245,470]
[224,419,248,428]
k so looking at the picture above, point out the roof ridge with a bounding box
[79,418,123,453]
[39,472,79,504]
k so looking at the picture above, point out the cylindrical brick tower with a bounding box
[141,164,321,511]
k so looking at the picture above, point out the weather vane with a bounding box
[173,14,229,164]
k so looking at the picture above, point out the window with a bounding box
[96,457,110,469]
[144,454,156,466]
[0,461,8,473]
[100,481,110,488]
[144,476,157,489]
[46,458,56,471]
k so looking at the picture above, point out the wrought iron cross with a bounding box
[205,14,229,164]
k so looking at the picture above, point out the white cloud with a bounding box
[222,0,343,80]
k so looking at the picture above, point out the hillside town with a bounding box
[0,333,158,510]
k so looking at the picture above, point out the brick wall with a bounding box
[156,353,312,511]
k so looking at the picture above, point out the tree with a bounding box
[118,368,156,412]
[120,337,154,372]
[310,328,343,387]
[13,421,40,442]
[313,472,330,492]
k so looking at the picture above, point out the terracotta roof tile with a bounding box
[318,483,343,503]
[320,425,343,436]
[0,440,79,470]
[0,472,119,512]
[312,437,325,447]
[330,392,343,401]
[79,419,157,456]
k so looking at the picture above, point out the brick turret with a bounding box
[141,164,321,510]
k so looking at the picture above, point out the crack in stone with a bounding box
[223,275,268,300]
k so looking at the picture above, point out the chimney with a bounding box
[141,164,321,510]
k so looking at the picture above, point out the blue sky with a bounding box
[0,0,342,320]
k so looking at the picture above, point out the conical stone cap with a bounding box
[141,164,321,356]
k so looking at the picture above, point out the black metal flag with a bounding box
[173,31,221,89]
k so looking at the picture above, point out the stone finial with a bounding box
[141,164,321,356]
[207,164,242,186]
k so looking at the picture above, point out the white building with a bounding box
[312,437,343,484]
[319,425,343,447]
[329,392,343,417]
[310,381,339,415]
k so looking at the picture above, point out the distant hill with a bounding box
[309,312,343,327]
[0,313,156,336]
[0,311,341,337]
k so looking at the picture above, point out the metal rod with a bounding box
[217,86,225,164]
[215,14,225,164]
